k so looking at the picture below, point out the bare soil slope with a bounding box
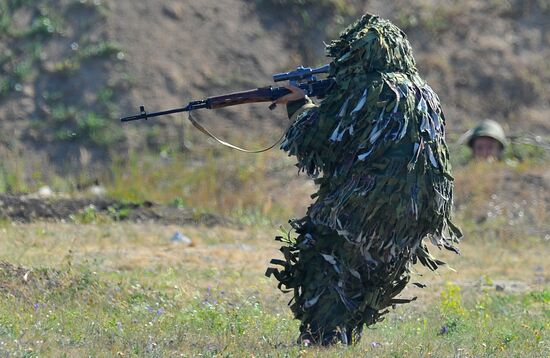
[1,0,549,177]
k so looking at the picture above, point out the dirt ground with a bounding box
[0,194,227,226]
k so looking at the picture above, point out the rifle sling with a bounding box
[188,111,287,153]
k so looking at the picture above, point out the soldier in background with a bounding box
[462,119,508,160]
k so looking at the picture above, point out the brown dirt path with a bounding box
[0,194,228,226]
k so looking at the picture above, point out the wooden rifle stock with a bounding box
[207,86,290,109]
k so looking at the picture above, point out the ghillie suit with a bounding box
[266,14,462,345]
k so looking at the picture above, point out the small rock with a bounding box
[495,284,505,291]
[37,186,53,198]
[88,185,107,197]
[23,85,34,97]
[163,3,185,20]
[171,231,192,245]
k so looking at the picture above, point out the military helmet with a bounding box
[464,119,508,149]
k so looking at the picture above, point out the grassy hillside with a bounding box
[0,2,549,356]
[1,0,550,184]
[0,210,548,356]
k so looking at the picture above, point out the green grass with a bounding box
[0,160,28,193]
[0,215,548,356]
[0,258,547,356]
[106,146,310,222]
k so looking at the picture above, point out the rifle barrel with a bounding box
[120,78,335,123]
[120,101,208,122]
